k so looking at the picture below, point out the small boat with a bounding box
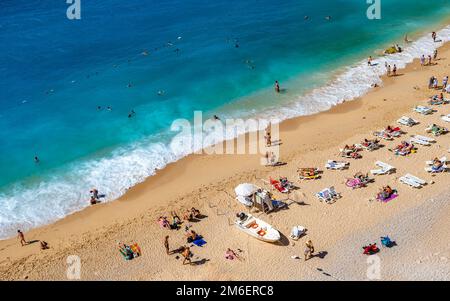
[234,213,281,243]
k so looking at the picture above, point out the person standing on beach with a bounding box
[274,81,280,93]
[420,55,425,66]
[433,49,438,60]
[427,55,432,66]
[18,230,27,246]
[442,76,448,90]
[304,239,315,261]
[392,64,397,76]
[386,64,391,76]
[182,246,192,265]
[432,31,437,42]
[164,236,170,255]
[367,56,373,66]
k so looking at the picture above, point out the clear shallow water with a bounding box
[1,0,450,238]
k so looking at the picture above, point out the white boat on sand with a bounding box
[235,212,281,243]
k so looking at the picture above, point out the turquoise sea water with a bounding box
[1,0,450,238]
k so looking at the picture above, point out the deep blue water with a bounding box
[1,0,450,237]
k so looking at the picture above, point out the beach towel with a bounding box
[377,193,398,203]
[193,238,207,247]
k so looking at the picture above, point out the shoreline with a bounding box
[1,33,450,280]
[2,22,450,240]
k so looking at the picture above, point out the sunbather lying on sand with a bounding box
[393,141,414,155]
[186,230,200,243]
[377,185,395,200]
[225,248,242,260]
[158,216,171,229]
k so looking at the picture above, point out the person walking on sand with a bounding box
[304,239,315,261]
[18,230,27,246]
[420,55,425,66]
[164,236,170,255]
[274,81,280,93]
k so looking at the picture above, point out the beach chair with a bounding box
[370,161,395,175]
[316,187,341,204]
[425,124,448,136]
[410,135,435,146]
[425,157,448,173]
[397,116,418,127]
[399,173,426,188]
[325,160,349,170]
[413,106,433,115]
[442,114,450,123]
[298,168,321,180]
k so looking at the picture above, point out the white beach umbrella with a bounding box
[235,183,259,197]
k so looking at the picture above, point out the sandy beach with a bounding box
[1,39,450,281]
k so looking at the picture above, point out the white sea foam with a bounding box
[0,26,449,239]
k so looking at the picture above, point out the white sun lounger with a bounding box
[370,161,395,175]
[410,137,431,146]
[425,157,448,173]
[325,160,349,170]
[397,116,418,127]
[316,186,340,203]
[413,106,433,115]
[410,135,435,146]
[442,114,450,123]
[425,157,447,165]
[399,173,426,188]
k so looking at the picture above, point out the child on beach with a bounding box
[304,240,315,261]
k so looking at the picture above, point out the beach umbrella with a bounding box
[234,183,259,197]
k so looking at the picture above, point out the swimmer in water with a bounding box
[128,109,136,118]
[127,83,133,88]
[213,115,220,121]
[274,81,280,93]
[325,16,332,21]
[34,156,40,163]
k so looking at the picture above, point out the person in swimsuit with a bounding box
[164,236,170,255]
[18,230,27,246]
[182,246,192,265]
[274,81,280,93]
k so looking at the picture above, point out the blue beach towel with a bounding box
[193,238,207,247]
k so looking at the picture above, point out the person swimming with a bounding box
[34,156,40,164]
